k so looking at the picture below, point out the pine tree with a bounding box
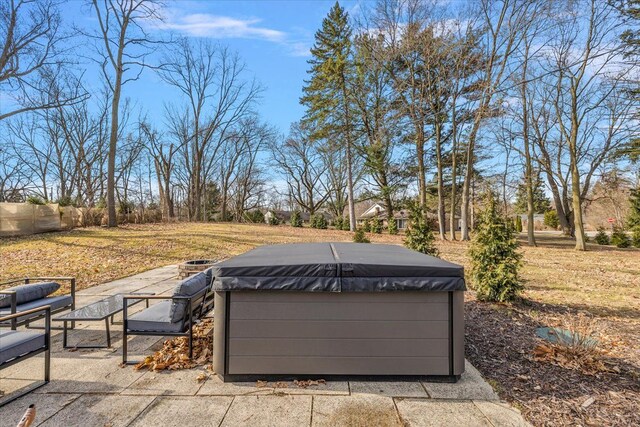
[388,216,398,235]
[301,2,357,231]
[353,228,370,243]
[628,187,640,229]
[291,211,303,227]
[371,216,383,234]
[469,193,523,302]
[404,201,438,256]
[513,173,550,214]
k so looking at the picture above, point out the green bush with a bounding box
[244,210,265,223]
[56,196,74,207]
[610,227,631,248]
[544,210,559,229]
[514,215,523,232]
[362,218,371,232]
[341,217,351,231]
[594,227,610,245]
[333,216,343,229]
[26,195,46,205]
[353,228,370,243]
[388,217,398,235]
[403,202,438,256]
[632,226,640,248]
[290,211,303,227]
[310,214,328,229]
[118,200,135,214]
[469,193,522,302]
[371,216,383,234]
[267,212,280,226]
[95,197,107,209]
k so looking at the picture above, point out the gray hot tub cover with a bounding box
[212,243,465,292]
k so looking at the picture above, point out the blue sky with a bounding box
[69,0,362,134]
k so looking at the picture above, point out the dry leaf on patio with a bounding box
[293,379,326,388]
[134,319,213,372]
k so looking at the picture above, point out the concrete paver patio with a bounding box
[0,266,530,426]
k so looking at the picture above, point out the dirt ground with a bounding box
[1,223,638,425]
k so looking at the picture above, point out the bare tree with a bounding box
[536,0,635,250]
[269,121,329,215]
[158,38,261,221]
[0,0,86,121]
[89,0,163,226]
[457,0,531,240]
[140,122,180,220]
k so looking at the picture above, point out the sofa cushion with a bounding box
[169,272,208,323]
[0,282,60,308]
[204,267,214,289]
[0,330,46,365]
[127,301,184,333]
[0,295,72,324]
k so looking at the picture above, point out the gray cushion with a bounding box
[169,272,208,323]
[0,330,46,365]
[127,301,184,333]
[0,282,60,308]
[0,295,72,324]
[204,267,214,289]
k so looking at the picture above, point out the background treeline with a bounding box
[1,0,638,250]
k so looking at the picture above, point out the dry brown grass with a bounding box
[0,222,403,291]
[2,223,639,425]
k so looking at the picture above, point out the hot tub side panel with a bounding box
[222,291,455,377]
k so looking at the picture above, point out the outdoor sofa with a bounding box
[0,306,51,406]
[122,268,214,364]
[0,277,76,330]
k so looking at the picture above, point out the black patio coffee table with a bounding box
[53,293,152,349]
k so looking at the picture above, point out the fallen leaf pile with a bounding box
[134,319,213,371]
[533,342,609,376]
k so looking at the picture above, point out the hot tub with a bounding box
[212,243,465,382]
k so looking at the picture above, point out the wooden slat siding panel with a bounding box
[229,338,449,357]
[228,356,450,375]
[226,291,454,376]
[230,302,448,321]
[230,320,450,339]
[453,291,465,375]
[213,292,227,375]
[231,291,450,304]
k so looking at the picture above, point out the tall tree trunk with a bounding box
[416,127,427,209]
[107,75,121,227]
[569,119,586,250]
[435,122,446,240]
[460,123,480,240]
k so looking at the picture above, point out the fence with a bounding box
[0,203,85,237]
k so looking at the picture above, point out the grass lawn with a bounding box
[1,223,639,425]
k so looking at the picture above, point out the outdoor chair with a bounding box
[122,268,214,364]
[0,306,51,406]
[0,277,76,330]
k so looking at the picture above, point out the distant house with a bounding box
[355,202,461,232]
[358,202,410,230]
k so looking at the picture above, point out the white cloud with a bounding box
[159,12,286,42]
[152,8,311,57]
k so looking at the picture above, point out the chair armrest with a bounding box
[0,305,51,322]
[122,294,172,301]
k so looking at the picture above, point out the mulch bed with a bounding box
[466,300,640,426]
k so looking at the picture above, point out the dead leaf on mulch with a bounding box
[532,342,609,376]
[134,319,213,371]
